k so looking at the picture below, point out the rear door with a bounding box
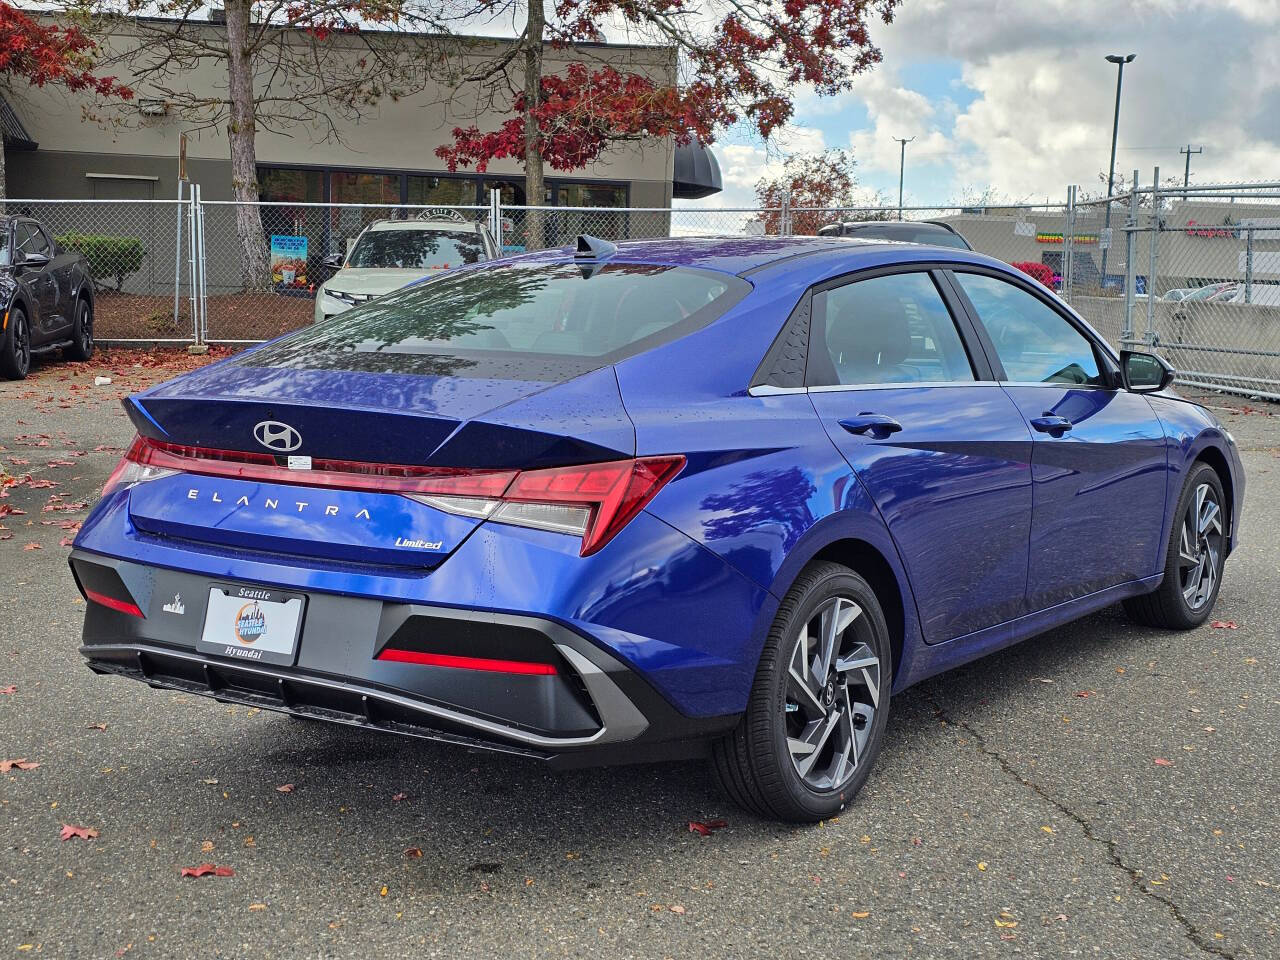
[805,267,1034,644]
[947,269,1168,610]
[14,222,61,339]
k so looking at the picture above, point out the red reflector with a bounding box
[83,587,144,618]
[375,648,557,675]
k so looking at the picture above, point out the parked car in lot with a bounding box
[73,235,1243,822]
[313,212,497,322]
[817,219,973,249]
[1206,283,1280,307]
[0,215,96,379]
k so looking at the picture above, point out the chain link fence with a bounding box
[11,180,1279,399]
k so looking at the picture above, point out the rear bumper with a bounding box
[72,551,736,768]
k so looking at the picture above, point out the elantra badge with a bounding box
[253,420,302,453]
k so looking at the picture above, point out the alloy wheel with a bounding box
[1178,482,1222,610]
[79,302,93,353]
[784,595,881,792]
[14,313,30,374]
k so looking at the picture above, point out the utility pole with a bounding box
[1100,53,1136,287]
[894,136,914,221]
[1180,144,1202,187]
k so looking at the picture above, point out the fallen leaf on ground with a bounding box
[1210,620,1238,629]
[688,818,729,836]
[0,758,40,772]
[275,783,294,793]
[404,847,423,859]
[391,792,408,802]
[86,723,107,731]
[851,910,870,919]
[1074,690,1093,698]
[248,903,267,911]
[0,685,16,695]
[22,542,41,551]
[180,863,234,878]
[201,840,214,853]
[60,824,99,841]
[1154,757,1174,766]
[669,904,686,915]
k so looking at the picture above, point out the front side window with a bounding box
[346,229,487,270]
[809,271,976,386]
[954,272,1104,386]
[244,263,746,379]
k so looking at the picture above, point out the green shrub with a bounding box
[55,233,146,292]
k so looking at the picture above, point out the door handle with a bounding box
[1030,414,1073,435]
[839,413,903,439]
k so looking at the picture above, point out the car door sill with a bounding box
[31,339,74,356]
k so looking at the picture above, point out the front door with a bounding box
[806,268,1034,644]
[949,270,1169,610]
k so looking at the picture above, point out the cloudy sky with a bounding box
[686,0,1280,210]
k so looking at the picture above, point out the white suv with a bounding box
[314,212,497,322]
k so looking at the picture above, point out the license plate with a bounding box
[196,584,305,666]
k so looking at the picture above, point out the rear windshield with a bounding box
[244,262,748,379]
[347,228,488,270]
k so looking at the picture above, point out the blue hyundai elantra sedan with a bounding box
[70,235,1244,822]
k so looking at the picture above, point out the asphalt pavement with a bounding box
[1,350,1276,959]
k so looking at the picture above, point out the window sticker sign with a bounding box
[270,235,308,289]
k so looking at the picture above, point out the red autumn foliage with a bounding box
[688,818,729,835]
[0,758,39,772]
[1010,261,1056,288]
[754,149,883,235]
[60,824,99,841]
[438,0,900,176]
[0,3,132,100]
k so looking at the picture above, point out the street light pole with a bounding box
[1180,144,1202,187]
[894,136,914,221]
[1100,53,1135,287]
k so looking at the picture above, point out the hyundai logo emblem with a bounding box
[253,420,302,453]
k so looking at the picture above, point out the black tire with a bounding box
[1123,462,1227,629]
[65,296,94,362]
[711,561,893,823]
[0,305,31,380]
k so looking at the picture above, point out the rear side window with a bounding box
[346,228,487,270]
[245,262,747,379]
[954,272,1104,386]
[808,272,976,386]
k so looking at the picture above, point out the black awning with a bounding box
[673,141,721,199]
[0,97,37,151]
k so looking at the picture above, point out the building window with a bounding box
[407,175,478,206]
[552,183,629,245]
[330,172,400,205]
[259,168,324,203]
[556,183,626,208]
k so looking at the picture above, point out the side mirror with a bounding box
[19,251,50,268]
[322,253,344,269]
[1120,349,1175,393]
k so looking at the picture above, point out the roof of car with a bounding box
[366,218,483,232]
[502,234,991,277]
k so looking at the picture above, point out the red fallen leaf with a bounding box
[87,722,107,731]
[0,758,40,772]
[0,504,25,517]
[26,479,58,489]
[60,824,99,841]
[180,863,235,878]
[59,537,75,547]
[392,792,408,802]
[404,847,423,858]
[1153,758,1173,767]
[688,818,728,835]
[275,783,294,793]
[22,542,41,551]
[1210,620,1238,629]
[1074,690,1093,698]
[0,685,16,695]
[7,457,29,465]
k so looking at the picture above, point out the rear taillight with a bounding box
[106,435,683,556]
[411,456,685,556]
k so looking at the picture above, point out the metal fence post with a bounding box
[1122,170,1139,345]
[780,191,792,237]
[1145,166,1159,346]
[187,187,201,344]
[1063,185,1075,304]
[489,188,503,251]
[196,184,208,344]
[1245,226,1254,304]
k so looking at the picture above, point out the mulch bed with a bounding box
[94,291,314,342]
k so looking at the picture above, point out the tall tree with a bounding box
[0,2,132,199]
[72,1,446,287]
[436,0,902,249]
[754,149,888,235]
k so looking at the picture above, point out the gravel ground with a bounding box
[1,350,1276,959]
